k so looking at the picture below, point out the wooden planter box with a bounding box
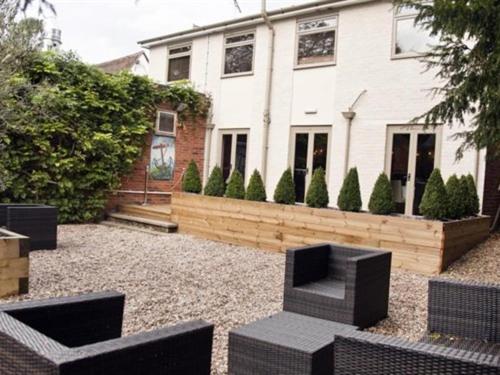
[171,192,490,275]
[0,229,29,298]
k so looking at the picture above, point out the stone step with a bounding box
[107,213,178,233]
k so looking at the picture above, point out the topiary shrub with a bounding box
[245,169,267,202]
[446,174,467,219]
[419,168,448,220]
[273,168,296,205]
[306,167,329,208]
[182,160,202,194]
[463,174,480,216]
[225,169,245,199]
[204,166,225,197]
[337,167,362,212]
[368,173,394,215]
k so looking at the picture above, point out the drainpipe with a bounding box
[203,103,215,185]
[342,90,367,177]
[261,0,275,184]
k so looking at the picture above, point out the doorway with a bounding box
[220,130,249,183]
[290,126,331,203]
[385,125,442,216]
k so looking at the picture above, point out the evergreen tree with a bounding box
[464,174,480,216]
[273,168,296,205]
[446,174,466,219]
[419,169,448,220]
[368,173,394,215]
[225,169,245,199]
[245,169,267,202]
[182,160,202,194]
[337,167,362,212]
[305,167,329,208]
[204,166,225,197]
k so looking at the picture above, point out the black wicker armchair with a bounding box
[0,204,58,250]
[283,243,392,328]
[0,291,214,375]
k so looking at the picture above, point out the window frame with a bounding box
[294,14,339,70]
[391,5,432,60]
[166,42,192,83]
[217,128,250,182]
[155,110,177,137]
[221,30,256,78]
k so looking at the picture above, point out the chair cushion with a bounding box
[295,279,346,300]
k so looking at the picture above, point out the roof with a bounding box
[138,0,376,47]
[96,51,148,74]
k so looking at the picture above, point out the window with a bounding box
[393,6,438,57]
[296,15,337,67]
[219,130,249,182]
[167,44,191,82]
[223,32,255,76]
[155,111,176,136]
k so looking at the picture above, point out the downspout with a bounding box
[261,0,275,184]
[342,90,367,177]
[203,103,215,186]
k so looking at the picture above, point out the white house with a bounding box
[139,0,487,216]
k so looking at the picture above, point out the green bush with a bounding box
[337,167,362,212]
[245,169,267,202]
[273,168,296,205]
[419,169,448,220]
[306,167,329,208]
[204,166,225,197]
[368,173,394,215]
[446,174,467,219]
[463,174,480,216]
[182,160,202,194]
[225,169,245,199]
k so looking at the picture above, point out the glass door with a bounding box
[220,130,249,183]
[290,127,331,203]
[386,125,441,216]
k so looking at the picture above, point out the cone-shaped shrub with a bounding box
[306,167,329,208]
[464,174,480,216]
[337,167,362,212]
[182,160,202,194]
[273,168,296,205]
[446,174,467,219]
[204,166,225,197]
[225,169,245,199]
[245,169,267,202]
[368,173,394,215]
[419,168,448,220]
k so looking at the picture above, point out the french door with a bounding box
[385,125,442,216]
[220,130,249,182]
[290,126,331,203]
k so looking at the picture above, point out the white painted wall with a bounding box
[147,0,484,212]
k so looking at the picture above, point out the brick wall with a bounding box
[482,148,500,223]
[107,102,206,209]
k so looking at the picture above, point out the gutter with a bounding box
[261,0,275,184]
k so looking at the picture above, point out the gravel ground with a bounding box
[3,225,499,374]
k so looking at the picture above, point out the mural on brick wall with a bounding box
[150,135,175,180]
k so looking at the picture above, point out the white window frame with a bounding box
[217,128,250,182]
[155,110,177,137]
[294,14,338,69]
[391,5,432,60]
[222,30,256,78]
[166,43,192,83]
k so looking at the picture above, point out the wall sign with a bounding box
[150,135,175,180]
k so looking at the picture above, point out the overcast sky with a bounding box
[34,0,312,64]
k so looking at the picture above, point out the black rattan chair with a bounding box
[0,204,58,250]
[0,291,214,374]
[283,243,392,328]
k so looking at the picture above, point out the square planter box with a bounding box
[0,229,29,298]
[171,193,490,275]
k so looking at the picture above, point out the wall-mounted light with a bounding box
[176,103,188,112]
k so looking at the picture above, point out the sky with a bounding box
[33,0,313,64]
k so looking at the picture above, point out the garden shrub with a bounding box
[463,174,480,216]
[306,167,329,208]
[182,160,202,194]
[204,166,225,197]
[273,168,296,205]
[245,169,267,202]
[225,170,245,199]
[446,174,466,219]
[337,167,362,212]
[368,173,394,215]
[419,169,448,220]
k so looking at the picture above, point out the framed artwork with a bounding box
[150,135,175,180]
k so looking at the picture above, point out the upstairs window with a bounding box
[156,111,176,136]
[167,44,191,82]
[393,6,437,57]
[296,15,337,67]
[223,31,255,76]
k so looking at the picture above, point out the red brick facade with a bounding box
[107,102,206,209]
[482,147,500,223]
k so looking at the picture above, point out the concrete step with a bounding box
[118,204,172,222]
[107,213,177,233]
[101,221,171,236]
